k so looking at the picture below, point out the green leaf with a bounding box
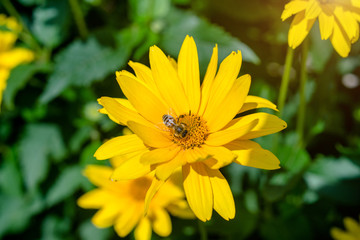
[39,28,141,103]
[32,0,70,48]
[0,148,22,197]
[45,165,84,207]
[19,124,66,190]
[3,63,49,109]
[17,0,45,6]
[129,0,171,23]
[160,8,260,74]
[78,220,112,240]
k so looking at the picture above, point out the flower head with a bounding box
[78,165,194,240]
[331,215,360,240]
[95,35,286,221]
[281,0,360,57]
[0,14,34,107]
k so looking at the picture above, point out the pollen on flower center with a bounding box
[169,112,209,150]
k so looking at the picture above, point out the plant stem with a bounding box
[296,37,309,147]
[198,220,208,240]
[68,0,89,39]
[1,0,41,51]
[277,46,294,117]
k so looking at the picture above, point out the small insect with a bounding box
[162,114,188,138]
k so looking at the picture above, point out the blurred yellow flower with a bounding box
[95,35,286,221]
[0,14,34,107]
[78,165,194,240]
[331,216,360,240]
[281,0,360,57]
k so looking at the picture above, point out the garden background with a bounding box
[1,0,360,239]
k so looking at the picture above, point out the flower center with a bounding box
[129,177,152,201]
[164,112,209,149]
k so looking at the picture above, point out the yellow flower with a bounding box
[331,216,360,240]
[0,14,34,107]
[78,165,194,240]
[281,0,360,57]
[95,35,287,221]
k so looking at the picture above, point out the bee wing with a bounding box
[155,121,171,133]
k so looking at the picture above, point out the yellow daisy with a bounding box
[331,216,360,240]
[0,14,34,107]
[78,165,194,240]
[281,0,360,57]
[95,35,287,221]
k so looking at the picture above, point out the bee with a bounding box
[162,114,188,138]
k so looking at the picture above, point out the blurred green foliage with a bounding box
[1,0,360,239]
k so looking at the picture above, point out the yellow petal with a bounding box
[288,11,316,49]
[344,217,360,236]
[94,134,147,160]
[111,150,152,181]
[134,217,152,240]
[144,178,165,215]
[201,145,237,169]
[334,5,358,42]
[352,0,360,7]
[330,227,354,240]
[166,199,195,219]
[114,203,141,237]
[281,0,308,21]
[152,208,172,237]
[92,203,120,228]
[183,163,213,222]
[204,74,251,132]
[155,151,185,180]
[319,12,334,40]
[98,97,150,126]
[207,168,235,220]
[77,189,112,208]
[127,121,172,148]
[206,118,258,146]
[305,0,321,19]
[0,47,34,68]
[184,147,211,163]
[128,61,159,94]
[203,51,242,126]
[330,20,351,57]
[83,165,113,186]
[116,71,169,124]
[140,145,181,164]
[149,45,189,115]
[226,140,280,170]
[198,44,218,116]
[226,113,287,140]
[178,35,201,113]
[239,95,278,113]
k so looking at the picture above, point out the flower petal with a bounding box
[92,203,120,228]
[144,178,165,215]
[111,150,152,181]
[152,208,172,237]
[140,145,181,165]
[128,61,159,94]
[318,7,335,40]
[288,11,316,49]
[114,203,141,237]
[239,95,278,113]
[207,168,235,220]
[281,0,308,21]
[178,35,201,113]
[334,5,358,42]
[134,217,152,240]
[204,74,251,132]
[155,151,186,181]
[94,134,147,160]
[127,121,173,148]
[330,20,351,57]
[202,51,242,128]
[182,162,213,222]
[225,113,287,140]
[166,199,195,219]
[116,71,169,124]
[201,145,237,169]
[0,47,34,68]
[226,140,280,170]
[98,97,150,126]
[206,118,258,146]
[184,147,211,163]
[305,0,321,19]
[77,189,112,208]
[198,44,218,116]
[149,45,189,115]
